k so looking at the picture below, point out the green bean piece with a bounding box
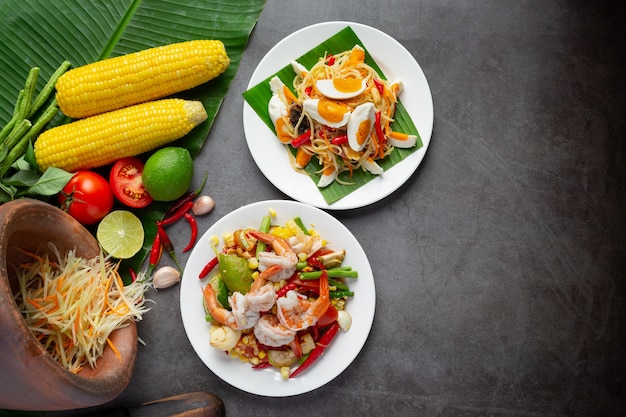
[328,278,349,291]
[330,290,354,299]
[0,90,25,143]
[3,119,31,151]
[29,61,70,118]
[256,215,272,256]
[293,216,310,235]
[17,67,40,123]
[299,268,358,280]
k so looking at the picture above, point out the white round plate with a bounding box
[180,200,376,396]
[243,21,434,210]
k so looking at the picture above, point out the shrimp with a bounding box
[276,272,330,331]
[202,285,259,330]
[287,234,323,258]
[249,230,297,282]
[245,265,279,312]
[253,314,296,347]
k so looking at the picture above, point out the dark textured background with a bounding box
[48,0,625,415]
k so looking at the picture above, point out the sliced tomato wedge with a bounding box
[316,304,338,329]
[109,157,153,208]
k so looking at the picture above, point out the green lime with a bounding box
[142,147,194,201]
[96,210,144,259]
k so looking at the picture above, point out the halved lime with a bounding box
[96,210,144,259]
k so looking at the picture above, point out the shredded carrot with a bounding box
[13,244,152,372]
[106,337,122,363]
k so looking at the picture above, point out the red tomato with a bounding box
[109,157,153,208]
[58,171,114,225]
[317,304,338,329]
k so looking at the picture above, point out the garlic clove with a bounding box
[192,195,215,216]
[152,266,181,289]
[337,310,352,331]
[209,324,241,351]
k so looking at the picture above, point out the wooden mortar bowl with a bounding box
[0,199,137,411]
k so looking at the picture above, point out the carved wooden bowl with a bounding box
[0,199,137,411]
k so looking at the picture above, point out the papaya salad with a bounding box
[199,214,356,378]
[267,44,418,188]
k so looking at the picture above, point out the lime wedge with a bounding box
[96,210,144,259]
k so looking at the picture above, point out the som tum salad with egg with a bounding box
[268,45,417,188]
[200,214,355,378]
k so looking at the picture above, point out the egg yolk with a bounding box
[332,77,363,93]
[355,119,372,146]
[317,99,351,124]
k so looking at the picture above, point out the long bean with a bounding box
[299,268,358,280]
[255,215,271,256]
[29,60,70,118]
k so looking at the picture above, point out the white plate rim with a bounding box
[243,21,434,210]
[180,199,376,397]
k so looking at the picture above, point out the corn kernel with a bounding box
[251,271,260,281]
[298,253,308,262]
[258,351,267,359]
[251,357,260,365]
[209,235,219,247]
[247,257,259,270]
[269,208,277,217]
[280,367,290,379]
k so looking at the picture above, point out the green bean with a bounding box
[16,67,40,123]
[299,268,358,280]
[293,216,310,235]
[330,290,354,298]
[29,61,70,118]
[255,215,272,256]
[0,90,24,143]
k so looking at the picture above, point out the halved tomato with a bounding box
[317,304,338,329]
[109,157,153,208]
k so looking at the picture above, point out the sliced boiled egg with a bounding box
[387,131,418,148]
[268,77,292,144]
[346,102,376,152]
[317,165,337,188]
[316,77,367,100]
[362,158,384,176]
[291,60,309,77]
[302,98,351,128]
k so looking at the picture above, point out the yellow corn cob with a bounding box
[34,99,207,172]
[56,40,230,119]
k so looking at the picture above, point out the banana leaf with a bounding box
[242,26,422,204]
[0,0,267,278]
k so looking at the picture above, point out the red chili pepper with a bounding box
[275,282,296,298]
[157,223,183,272]
[199,256,219,279]
[326,54,335,66]
[182,213,198,253]
[291,129,311,148]
[307,256,326,270]
[128,267,138,283]
[373,78,385,95]
[289,321,340,378]
[147,232,163,276]
[330,134,348,145]
[161,200,194,226]
[310,325,321,342]
[252,362,272,370]
[375,111,385,146]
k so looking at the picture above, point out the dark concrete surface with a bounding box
[47,0,626,416]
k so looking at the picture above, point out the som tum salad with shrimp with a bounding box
[199,213,355,379]
[267,44,418,188]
